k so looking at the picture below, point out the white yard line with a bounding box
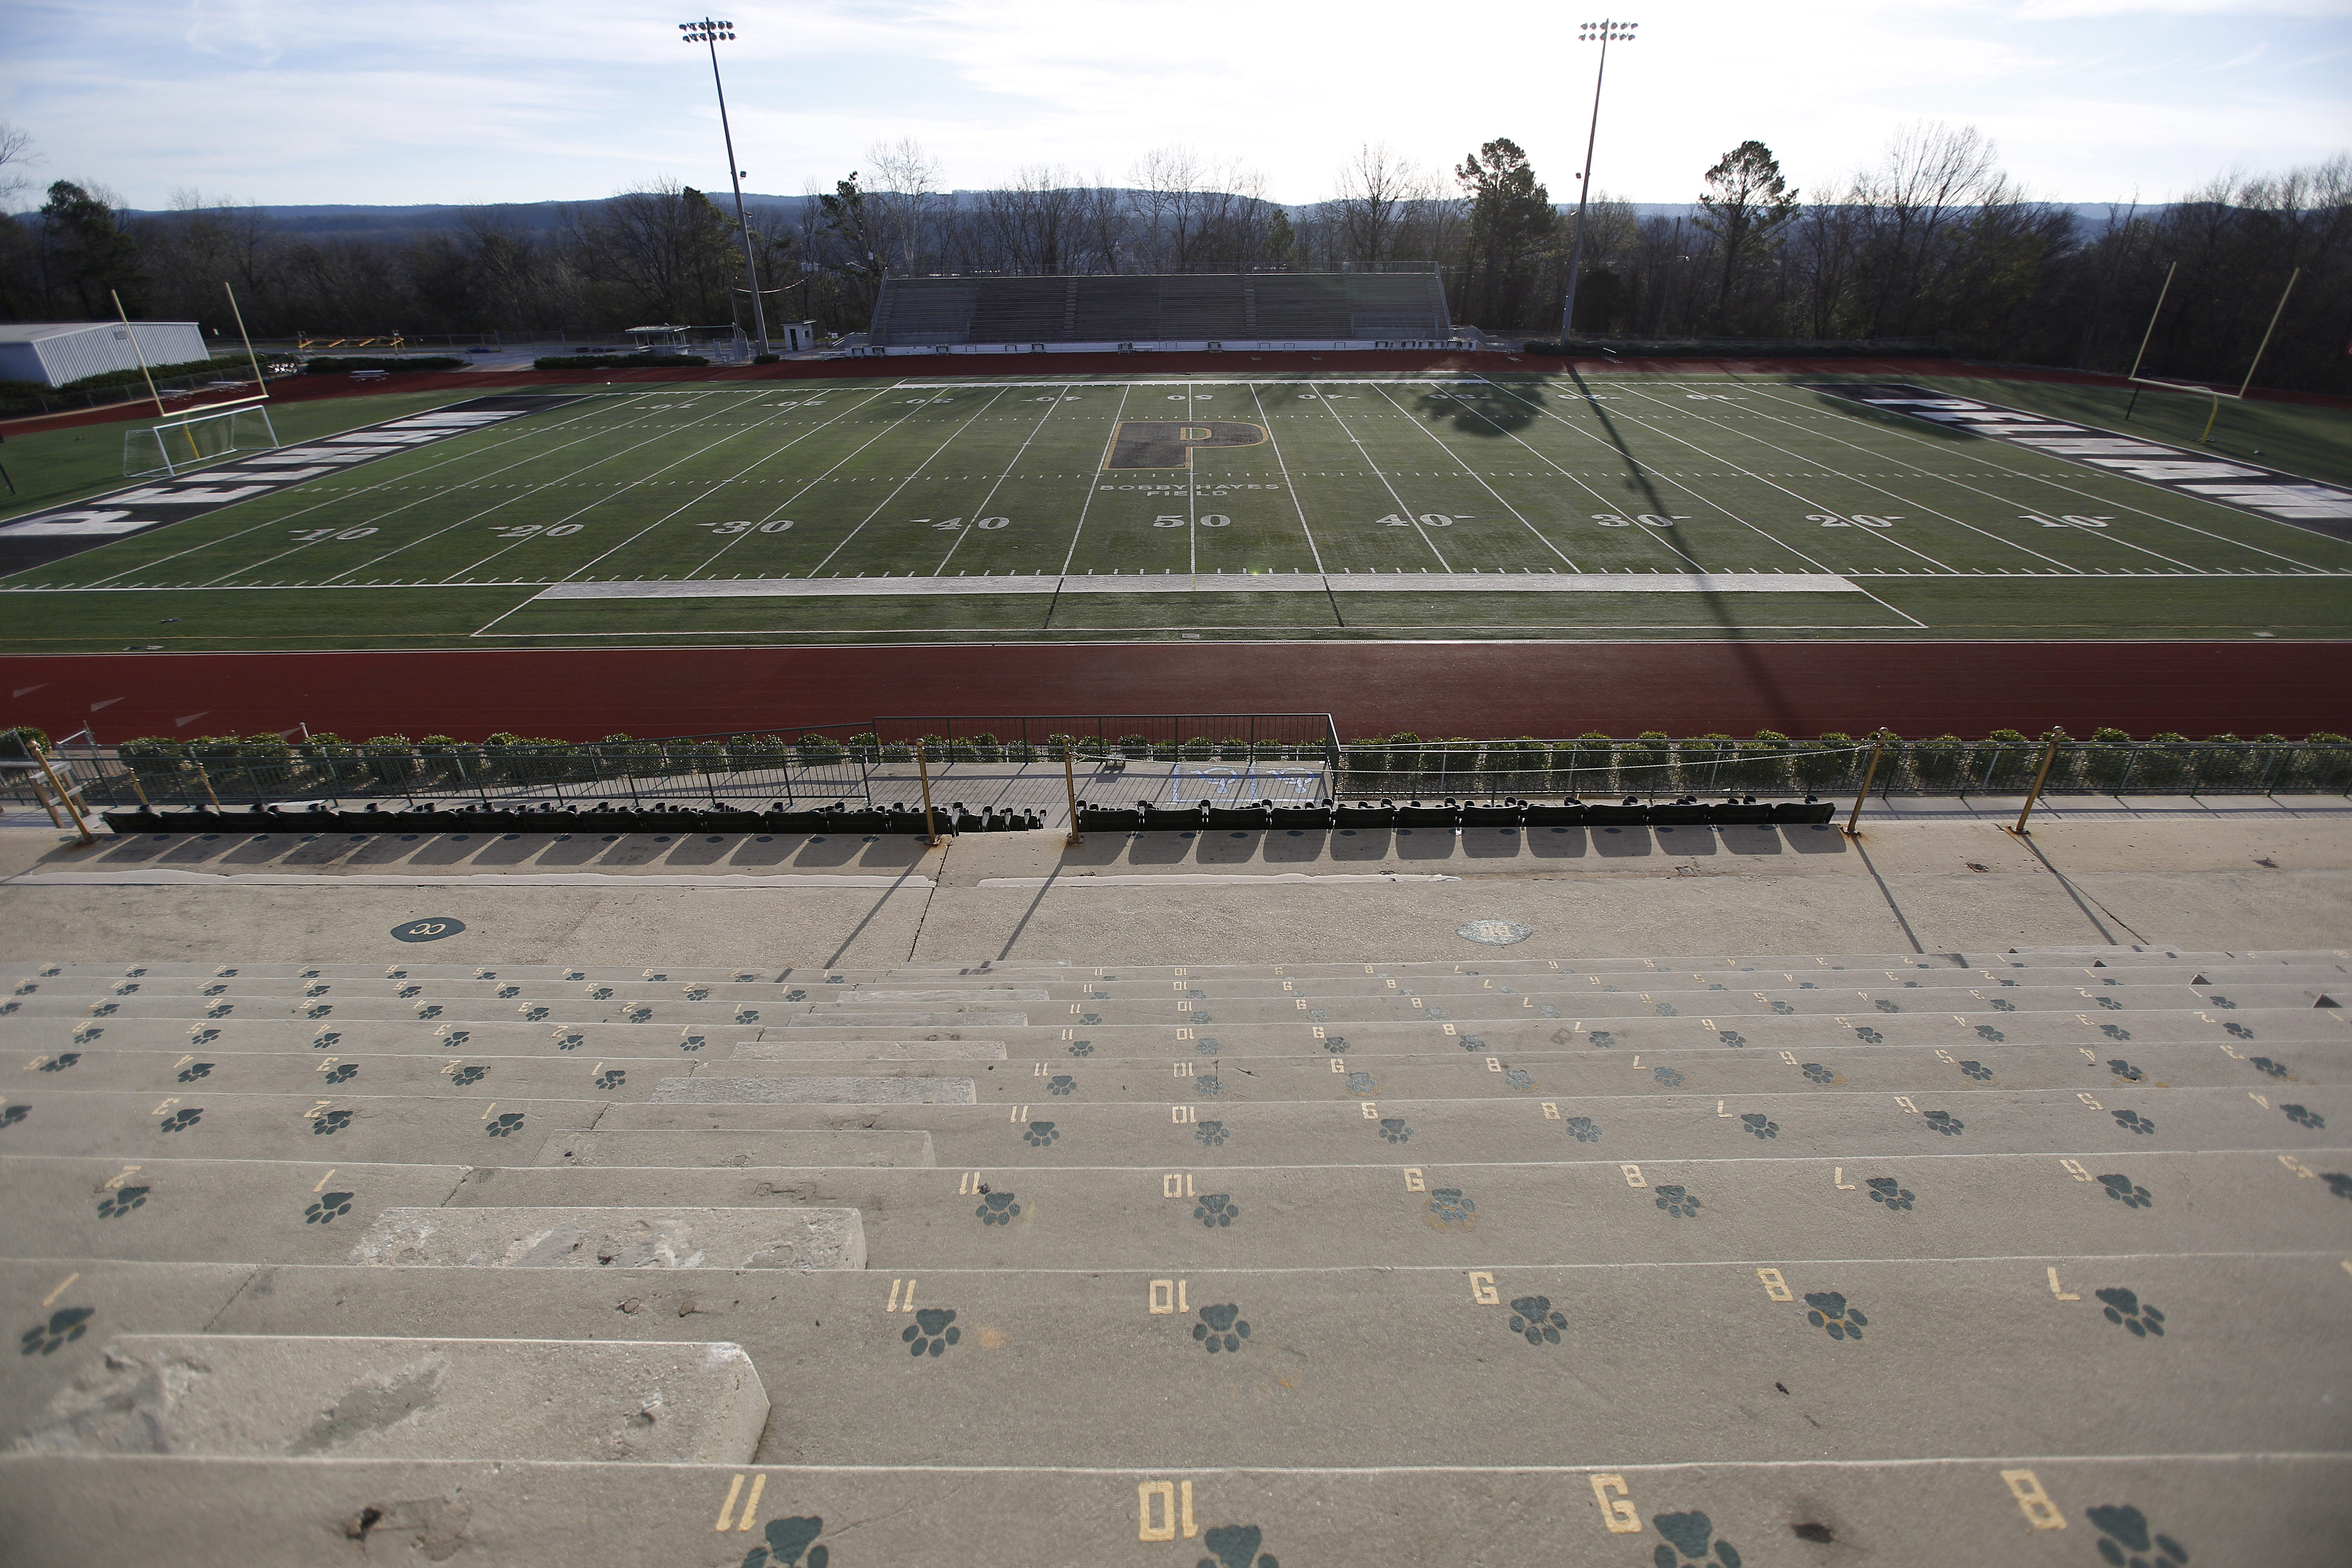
[1245,384,1332,577]
[1308,392,1451,568]
[803,387,1020,577]
[1368,384,1580,570]
[931,388,1078,575]
[1054,385,1136,575]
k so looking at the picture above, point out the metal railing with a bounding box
[1329,736,2352,801]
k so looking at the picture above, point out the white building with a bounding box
[0,321,212,388]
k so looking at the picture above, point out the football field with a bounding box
[4,370,2350,649]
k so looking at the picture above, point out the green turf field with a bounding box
[2,370,2348,650]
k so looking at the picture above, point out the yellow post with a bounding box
[192,758,223,812]
[33,748,94,844]
[1062,742,1082,846]
[2198,391,2224,446]
[113,289,169,420]
[26,771,65,830]
[1842,731,1887,837]
[915,739,942,847]
[2011,730,2064,836]
[224,281,270,398]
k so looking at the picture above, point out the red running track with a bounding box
[6,642,2348,743]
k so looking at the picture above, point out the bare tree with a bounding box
[0,121,36,207]
[866,138,942,273]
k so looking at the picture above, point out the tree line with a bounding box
[2,119,2346,391]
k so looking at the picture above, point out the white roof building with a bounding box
[0,321,212,388]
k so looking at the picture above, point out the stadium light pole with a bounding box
[679,18,772,357]
[1557,19,1637,344]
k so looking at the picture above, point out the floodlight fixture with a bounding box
[1557,19,1638,343]
[677,18,770,355]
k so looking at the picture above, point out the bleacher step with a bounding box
[345,1206,866,1270]
[535,1129,937,1167]
[10,1334,768,1462]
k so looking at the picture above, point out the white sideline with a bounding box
[532,572,1861,601]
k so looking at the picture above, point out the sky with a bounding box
[4,0,2350,212]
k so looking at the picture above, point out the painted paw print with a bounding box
[1303,1006,1330,1022]
[732,1007,759,1025]
[1865,1176,1914,1211]
[976,1191,1021,1225]
[1020,1120,1059,1147]
[1503,1068,1535,1091]
[1804,1291,1867,1343]
[2324,1172,2352,1200]
[448,1065,486,1087]
[1740,1113,1779,1140]
[37,1053,80,1075]
[1989,997,2017,1012]
[681,986,708,1002]
[1194,1193,1240,1228]
[2219,1018,2255,1040]
[320,1063,357,1085]
[74,1027,105,1046]
[1651,1509,1742,1568]
[1067,1040,1094,1057]
[2113,1109,2156,1135]
[1195,1076,1224,1098]
[1320,1035,1348,1054]
[310,1109,353,1136]
[97,1185,148,1218]
[485,1112,525,1137]
[1588,1030,1617,1048]
[679,1035,706,1054]
[588,985,615,1001]
[1973,1025,2006,1042]
[411,1004,439,1020]
[1539,1004,1560,1018]
[1344,1071,1376,1095]
[1654,1184,1702,1218]
[1507,1294,1565,1345]
[1717,1031,1747,1047]
[159,1108,202,1133]
[594,1069,626,1090]
[1425,1188,1476,1227]
[1047,1075,1076,1096]
[1873,999,1900,1014]
[740,1513,827,1568]
[1652,1065,1686,1088]
[1922,1110,1963,1136]
[1192,1302,1250,1353]
[1562,1116,1601,1142]
[1957,1060,1993,1081]
[2096,1287,2165,1339]
[555,1032,584,1051]
[2098,1173,2153,1208]
[0,1105,27,1129]
[2085,1504,2186,1568]
[1196,1037,1223,1056]
[305,1190,354,1223]
[1423,1007,1446,1021]
[1653,1002,1678,1016]
[1800,1062,1838,1085]
[200,984,227,998]
[2101,1030,2134,1049]
[622,1007,652,1024]
[1194,1120,1229,1147]
[902,1307,961,1357]
[2247,1056,2290,1078]
[1080,1011,1107,1025]
[2282,1103,2325,1129]
[1768,1000,1795,1016]
[1459,1035,1488,1053]
[1852,1027,1883,1044]
[2094,995,2123,1011]
[2203,993,2236,1009]
[171,1059,208,1082]
[19,1306,94,1356]
[1196,1522,1278,1568]
[1378,1117,1414,1144]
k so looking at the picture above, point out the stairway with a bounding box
[2,946,2347,1564]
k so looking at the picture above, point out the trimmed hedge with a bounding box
[532,354,710,370]
[301,356,469,374]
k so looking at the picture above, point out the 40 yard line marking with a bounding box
[930,386,1080,576]
[802,387,1020,577]
[1368,383,1579,570]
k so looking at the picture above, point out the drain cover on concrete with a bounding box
[1456,920,1532,945]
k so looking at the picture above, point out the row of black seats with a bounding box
[1073,796,1838,831]
[100,800,1046,837]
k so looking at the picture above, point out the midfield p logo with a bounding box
[1102,420,1267,470]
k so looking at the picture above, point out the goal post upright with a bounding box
[224,280,272,400]
[111,287,168,419]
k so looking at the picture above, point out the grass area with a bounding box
[2,370,2346,651]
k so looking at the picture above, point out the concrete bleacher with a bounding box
[2,933,2346,1562]
[868,271,1456,347]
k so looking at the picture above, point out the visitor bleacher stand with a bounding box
[865,271,1459,353]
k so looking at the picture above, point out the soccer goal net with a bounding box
[124,399,281,478]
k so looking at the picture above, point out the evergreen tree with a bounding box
[1694,141,1798,331]
[40,180,149,316]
